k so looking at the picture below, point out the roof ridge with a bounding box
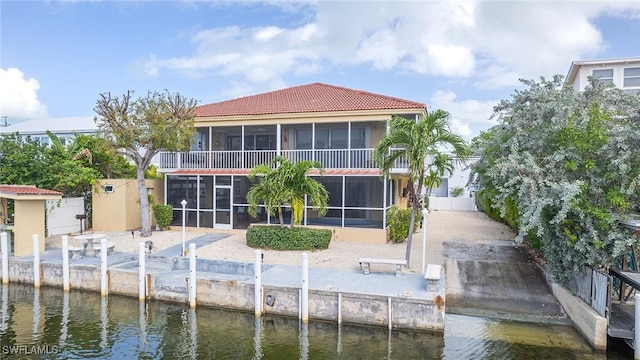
[195,82,425,117]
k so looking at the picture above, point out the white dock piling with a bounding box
[338,292,343,325]
[422,208,428,275]
[388,297,392,330]
[62,235,70,291]
[100,238,108,297]
[301,253,309,323]
[254,250,262,316]
[32,234,40,288]
[1,233,8,284]
[635,293,640,360]
[139,242,145,301]
[189,243,196,308]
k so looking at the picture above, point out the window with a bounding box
[350,127,366,149]
[315,126,348,149]
[624,67,640,88]
[295,129,312,149]
[592,69,613,84]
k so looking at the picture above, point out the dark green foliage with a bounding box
[246,225,331,251]
[387,205,423,243]
[153,204,174,229]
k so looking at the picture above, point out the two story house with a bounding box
[159,83,426,243]
[0,116,97,146]
[565,56,640,92]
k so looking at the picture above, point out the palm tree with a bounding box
[247,156,328,228]
[374,110,468,266]
[424,152,455,196]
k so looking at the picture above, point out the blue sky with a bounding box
[1,1,639,140]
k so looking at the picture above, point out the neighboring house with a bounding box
[426,156,478,198]
[158,83,426,243]
[565,56,640,93]
[0,116,97,146]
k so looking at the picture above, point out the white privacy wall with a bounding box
[46,197,85,236]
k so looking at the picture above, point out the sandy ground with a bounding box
[45,210,516,273]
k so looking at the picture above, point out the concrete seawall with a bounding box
[1,251,445,332]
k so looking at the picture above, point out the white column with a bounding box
[100,238,108,297]
[189,243,196,308]
[421,208,428,275]
[62,236,70,291]
[301,253,309,323]
[276,123,282,157]
[32,234,40,288]
[1,233,8,284]
[139,242,146,301]
[254,250,262,316]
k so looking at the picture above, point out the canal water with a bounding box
[0,284,632,359]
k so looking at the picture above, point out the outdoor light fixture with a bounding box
[181,199,187,256]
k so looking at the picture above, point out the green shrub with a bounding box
[246,226,331,251]
[153,204,173,229]
[387,205,423,243]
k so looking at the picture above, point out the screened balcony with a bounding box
[157,122,410,172]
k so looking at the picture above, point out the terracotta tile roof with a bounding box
[195,83,425,117]
[0,185,63,196]
[171,168,380,176]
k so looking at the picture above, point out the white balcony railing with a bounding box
[158,148,409,171]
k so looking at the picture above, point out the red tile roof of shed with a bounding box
[195,83,425,117]
[0,185,63,196]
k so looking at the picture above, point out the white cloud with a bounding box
[0,68,48,119]
[254,26,284,41]
[141,1,640,91]
[429,90,498,141]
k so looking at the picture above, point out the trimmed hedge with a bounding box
[246,226,332,251]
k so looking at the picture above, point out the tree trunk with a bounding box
[405,181,420,267]
[405,205,417,267]
[137,166,152,237]
[278,206,285,228]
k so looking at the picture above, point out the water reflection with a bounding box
[0,284,631,359]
